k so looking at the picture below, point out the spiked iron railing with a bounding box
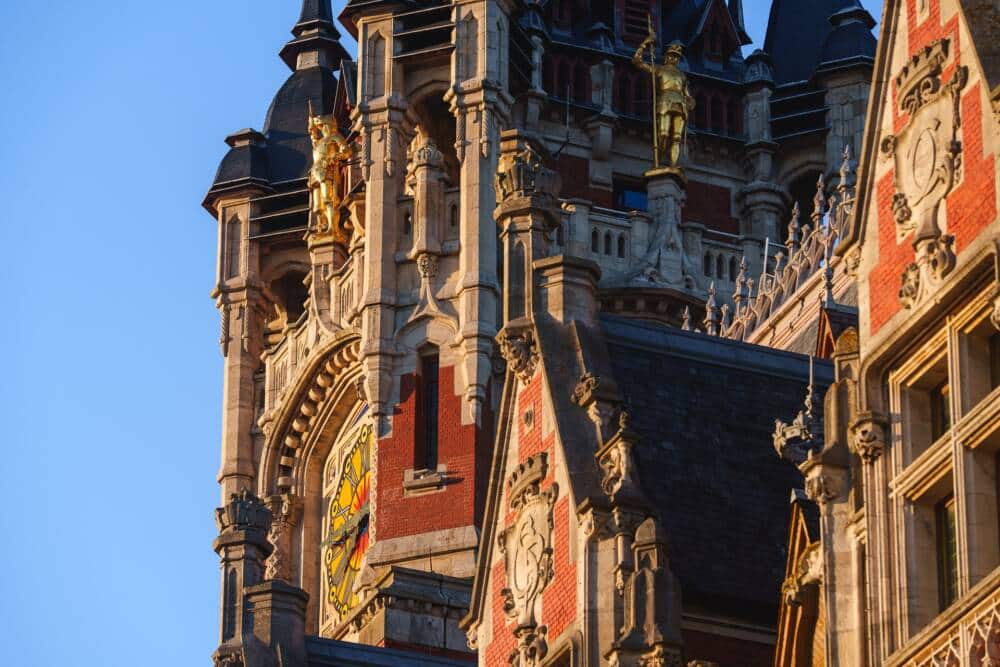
[692,147,856,341]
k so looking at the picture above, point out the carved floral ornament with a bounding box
[495,134,562,209]
[878,39,968,310]
[498,453,558,667]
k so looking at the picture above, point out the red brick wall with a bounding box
[868,0,996,334]
[686,180,738,235]
[542,496,577,643]
[483,368,578,663]
[374,364,492,540]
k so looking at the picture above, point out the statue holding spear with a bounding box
[632,15,695,175]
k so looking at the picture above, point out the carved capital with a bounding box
[850,413,888,463]
[804,472,841,506]
[497,323,539,384]
[215,489,272,535]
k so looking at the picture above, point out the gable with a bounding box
[849,0,999,342]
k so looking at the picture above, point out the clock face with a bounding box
[323,413,372,619]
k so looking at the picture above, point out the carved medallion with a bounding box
[880,39,968,243]
[498,454,558,666]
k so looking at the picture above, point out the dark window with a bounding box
[591,228,599,253]
[930,381,952,442]
[557,59,572,98]
[556,224,565,246]
[418,349,440,471]
[403,212,412,236]
[729,257,737,282]
[617,235,626,258]
[450,204,458,229]
[936,496,958,611]
[727,98,742,135]
[616,73,632,115]
[604,231,612,255]
[990,333,1000,390]
[613,179,647,211]
[711,97,724,133]
[574,60,589,103]
[716,255,724,279]
[703,253,712,277]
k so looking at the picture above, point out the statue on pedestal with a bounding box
[307,108,354,245]
[632,16,694,176]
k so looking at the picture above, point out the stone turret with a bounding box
[213,490,310,667]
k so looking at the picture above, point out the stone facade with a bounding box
[770,1,1000,665]
[199,1,895,666]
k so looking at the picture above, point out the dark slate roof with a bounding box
[599,315,834,622]
[262,66,338,185]
[959,0,1000,101]
[764,0,876,85]
[307,636,473,666]
[203,129,271,212]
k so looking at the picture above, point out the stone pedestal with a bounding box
[632,170,687,287]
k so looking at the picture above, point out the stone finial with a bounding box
[786,202,802,252]
[681,306,692,331]
[812,173,827,227]
[838,144,854,193]
[703,283,720,336]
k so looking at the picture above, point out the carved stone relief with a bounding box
[850,413,888,464]
[878,39,968,310]
[497,323,539,384]
[498,453,558,667]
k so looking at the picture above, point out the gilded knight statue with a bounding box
[632,18,694,174]
[307,111,353,245]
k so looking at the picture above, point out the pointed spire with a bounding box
[681,306,692,332]
[733,256,749,309]
[811,173,827,227]
[728,0,751,44]
[786,202,801,253]
[703,283,720,336]
[720,303,732,330]
[280,0,349,71]
[821,229,836,306]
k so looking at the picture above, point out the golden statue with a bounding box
[307,109,354,245]
[632,16,694,174]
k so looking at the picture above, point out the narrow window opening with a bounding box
[716,254,724,279]
[936,496,958,611]
[591,228,599,253]
[729,257,737,282]
[990,332,1000,390]
[403,212,412,236]
[604,231,612,255]
[418,349,440,471]
[617,235,626,258]
[930,380,951,442]
[450,204,459,230]
[703,253,712,277]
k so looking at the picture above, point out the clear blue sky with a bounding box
[0,2,878,665]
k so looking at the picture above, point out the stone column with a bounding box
[446,0,513,424]
[211,177,268,501]
[354,13,407,438]
[632,172,686,287]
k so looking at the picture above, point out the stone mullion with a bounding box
[862,447,893,663]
